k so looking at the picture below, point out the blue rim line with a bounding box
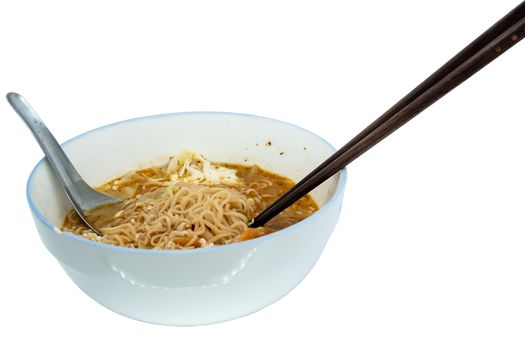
[27,111,348,255]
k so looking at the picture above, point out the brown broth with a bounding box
[227,164,319,232]
[62,163,319,245]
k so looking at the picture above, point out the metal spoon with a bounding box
[7,92,121,235]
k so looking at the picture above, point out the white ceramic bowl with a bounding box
[27,112,347,326]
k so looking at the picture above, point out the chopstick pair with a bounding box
[251,1,525,228]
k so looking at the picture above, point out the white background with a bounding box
[1,0,524,349]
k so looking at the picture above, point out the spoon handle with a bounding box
[7,93,84,187]
[7,92,112,213]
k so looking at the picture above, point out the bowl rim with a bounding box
[27,111,347,255]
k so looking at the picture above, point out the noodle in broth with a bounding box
[62,152,318,249]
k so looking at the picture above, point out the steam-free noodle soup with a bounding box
[62,152,319,249]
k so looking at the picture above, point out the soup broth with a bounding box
[62,153,318,249]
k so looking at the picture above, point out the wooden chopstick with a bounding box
[250,2,525,228]
[294,1,525,192]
